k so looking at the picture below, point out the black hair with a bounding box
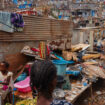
[30,60,57,99]
[2,61,9,68]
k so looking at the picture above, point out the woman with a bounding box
[30,60,72,105]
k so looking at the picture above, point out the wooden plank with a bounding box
[71,83,92,104]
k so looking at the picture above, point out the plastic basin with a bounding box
[52,60,67,76]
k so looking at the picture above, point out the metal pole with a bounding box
[2,0,5,8]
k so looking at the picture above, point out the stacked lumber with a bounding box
[82,53,101,60]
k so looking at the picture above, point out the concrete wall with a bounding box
[0,41,40,61]
[72,30,89,44]
[72,28,103,45]
[72,29,105,45]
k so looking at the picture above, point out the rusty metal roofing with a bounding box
[0,16,72,42]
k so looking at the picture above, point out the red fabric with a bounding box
[3,85,8,91]
[47,45,50,55]
[31,48,40,52]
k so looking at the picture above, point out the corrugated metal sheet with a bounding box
[0,16,72,42]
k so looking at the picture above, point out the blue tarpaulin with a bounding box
[13,0,18,4]
[13,0,33,9]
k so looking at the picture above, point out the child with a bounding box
[0,61,13,90]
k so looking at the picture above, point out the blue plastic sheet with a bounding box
[13,0,32,9]
[13,0,18,4]
[52,54,74,64]
[66,70,80,76]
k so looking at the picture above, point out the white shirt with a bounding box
[0,71,12,82]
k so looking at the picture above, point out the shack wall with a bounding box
[0,16,72,41]
[0,16,73,61]
[0,41,40,61]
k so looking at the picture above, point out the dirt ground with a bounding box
[74,79,105,105]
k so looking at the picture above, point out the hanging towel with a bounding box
[0,11,14,33]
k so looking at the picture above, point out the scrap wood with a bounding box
[102,39,105,46]
[83,64,105,79]
[48,38,71,50]
[71,47,82,52]
[101,39,105,53]
[83,66,99,78]
[82,54,101,60]
[62,51,78,61]
[100,54,105,60]
[71,44,90,52]
[83,61,98,65]
[85,65,105,78]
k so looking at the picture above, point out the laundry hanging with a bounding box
[11,13,24,32]
[0,11,14,33]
